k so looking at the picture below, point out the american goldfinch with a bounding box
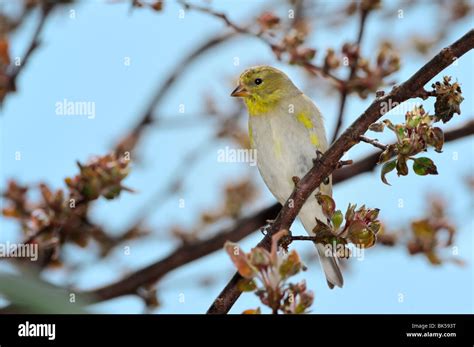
[231,65,343,288]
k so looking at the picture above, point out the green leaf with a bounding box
[331,210,343,230]
[381,159,397,185]
[237,278,257,292]
[347,221,376,248]
[412,157,438,176]
[395,125,406,142]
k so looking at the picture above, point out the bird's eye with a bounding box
[254,78,263,85]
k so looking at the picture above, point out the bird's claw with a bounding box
[312,149,324,165]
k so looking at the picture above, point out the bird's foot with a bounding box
[312,149,324,165]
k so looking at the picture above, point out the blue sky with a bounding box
[0,0,473,314]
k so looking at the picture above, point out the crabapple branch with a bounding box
[207,29,474,314]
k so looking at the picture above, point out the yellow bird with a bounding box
[231,65,343,288]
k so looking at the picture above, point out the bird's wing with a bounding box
[284,94,332,196]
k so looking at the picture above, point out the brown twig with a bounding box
[179,0,343,87]
[179,0,249,35]
[331,7,371,143]
[88,204,279,301]
[290,235,318,242]
[207,30,474,314]
[359,135,388,150]
[414,88,437,100]
[336,159,354,169]
[4,3,55,100]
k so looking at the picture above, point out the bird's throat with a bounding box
[244,95,280,116]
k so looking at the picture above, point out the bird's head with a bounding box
[231,66,300,115]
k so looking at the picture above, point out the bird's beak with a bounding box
[230,83,249,97]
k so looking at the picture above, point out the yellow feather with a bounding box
[248,123,254,147]
[244,93,281,116]
[296,112,313,129]
[310,133,319,147]
[273,138,282,157]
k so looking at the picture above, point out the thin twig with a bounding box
[359,135,388,150]
[331,8,371,142]
[4,3,55,99]
[290,235,318,241]
[179,0,343,87]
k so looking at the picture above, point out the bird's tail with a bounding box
[315,243,343,289]
[299,199,344,289]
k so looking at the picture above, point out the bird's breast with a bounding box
[249,111,317,204]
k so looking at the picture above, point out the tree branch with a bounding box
[87,204,279,301]
[3,3,55,101]
[207,29,474,314]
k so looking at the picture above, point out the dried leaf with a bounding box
[369,122,385,132]
[242,307,261,314]
[429,127,444,153]
[396,157,409,176]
